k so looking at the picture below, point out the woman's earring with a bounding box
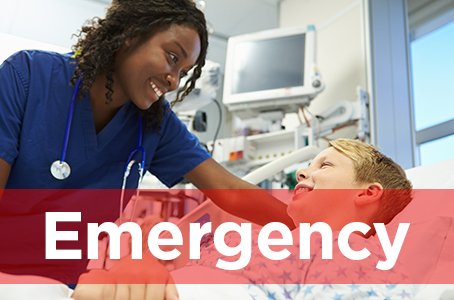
[105,90,113,104]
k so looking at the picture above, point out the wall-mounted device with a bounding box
[222,26,324,118]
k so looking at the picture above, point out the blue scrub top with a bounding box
[0,50,210,189]
[0,50,211,282]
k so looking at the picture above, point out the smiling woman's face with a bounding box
[287,147,370,226]
[113,24,201,110]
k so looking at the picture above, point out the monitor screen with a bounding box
[223,27,323,116]
[231,34,305,94]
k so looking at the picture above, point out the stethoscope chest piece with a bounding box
[50,160,71,180]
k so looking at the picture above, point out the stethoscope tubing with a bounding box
[125,117,146,176]
[60,78,82,163]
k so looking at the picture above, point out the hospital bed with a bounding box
[0,147,453,299]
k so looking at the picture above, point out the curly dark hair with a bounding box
[71,0,209,130]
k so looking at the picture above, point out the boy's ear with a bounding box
[355,183,383,206]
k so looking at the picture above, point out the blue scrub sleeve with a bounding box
[0,53,29,164]
[148,109,211,187]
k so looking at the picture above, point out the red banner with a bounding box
[0,189,452,284]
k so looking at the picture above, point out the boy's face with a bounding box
[287,147,370,227]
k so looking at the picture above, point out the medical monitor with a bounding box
[223,27,323,117]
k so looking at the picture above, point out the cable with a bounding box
[317,0,361,32]
[210,98,223,155]
[299,106,312,127]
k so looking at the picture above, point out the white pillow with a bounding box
[378,159,454,282]
[405,159,454,189]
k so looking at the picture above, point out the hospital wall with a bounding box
[280,0,367,137]
[0,0,105,50]
[280,0,416,169]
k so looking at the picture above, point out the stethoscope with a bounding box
[50,78,148,268]
[50,78,147,203]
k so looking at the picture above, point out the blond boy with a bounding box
[288,138,413,234]
[240,139,416,299]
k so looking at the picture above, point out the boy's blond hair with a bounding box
[329,138,413,225]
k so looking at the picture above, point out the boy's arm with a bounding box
[185,158,295,229]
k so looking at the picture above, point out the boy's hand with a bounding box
[72,255,179,300]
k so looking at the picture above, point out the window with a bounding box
[410,11,454,166]
[419,134,454,166]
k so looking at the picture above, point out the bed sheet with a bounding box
[0,272,72,300]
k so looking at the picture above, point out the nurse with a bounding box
[0,0,293,298]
